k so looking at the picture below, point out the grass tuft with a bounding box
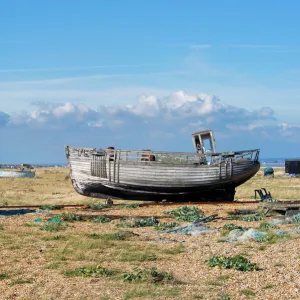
[116,204,140,209]
[92,216,112,223]
[87,231,135,241]
[117,217,159,228]
[240,289,255,296]
[121,267,174,284]
[64,265,114,278]
[154,222,179,231]
[40,222,68,232]
[0,273,9,280]
[9,279,33,286]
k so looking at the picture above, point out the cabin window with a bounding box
[91,154,107,178]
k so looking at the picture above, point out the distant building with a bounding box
[285,159,300,174]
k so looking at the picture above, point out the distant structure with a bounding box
[264,167,274,177]
[285,159,300,175]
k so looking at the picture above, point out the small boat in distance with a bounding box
[65,130,260,202]
[0,164,35,178]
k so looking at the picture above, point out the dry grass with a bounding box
[235,167,300,200]
[0,167,300,299]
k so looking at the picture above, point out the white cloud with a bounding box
[3,90,277,134]
[2,90,300,160]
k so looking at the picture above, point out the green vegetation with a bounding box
[64,265,113,278]
[57,213,83,222]
[163,206,205,222]
[240,289,256,297]
[92,216,112,223]
[121,267,174,284]
[40,205,61,210]
[135,217,159,227]
[208,255,259,271]
[86,231,135,241]
[86,203,111,210]
[235,214,264,222]
[0,273,9,280]
[161,243,185,255]
[216,296,231,300]
[116,204,140,209]
[154,222,179,231]
[258,222,278,230]
[117,251,156,262]
[40,222,68,232]
[222,223,243,231]
[117,217,159,228]
[9,279,33,286]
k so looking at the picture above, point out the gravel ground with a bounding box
[0,203,300,300]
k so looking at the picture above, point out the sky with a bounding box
[1,0,300,163]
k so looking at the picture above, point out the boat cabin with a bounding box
[19,164,34,172]
[191,130,216,155]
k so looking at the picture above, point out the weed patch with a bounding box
[117,217,159,228]
[40,205,61,210]
[161,243,185,255]
[58,213,83,222]
[135,217,159,227]
[216,275,230,281]
[87,231,133,241]
[163,206,204,222]
[262,284,274,290]
[64,265,114,278]
[216,296,231,300]
[9,279,33,286]
[23,223,39,228]
[45,262,62,270]
[86,203,110,210]
[41,235,68,241]
[258,222,278,230]
[117,251,156,262]
[240,289,255,296]
[117,204,140,209]
[222,223,243,231]
[92,216,112,223]
[154,222,179,231]
[40,222,68,232]
[207,255,259,271]
[229,214,264,222]
[121,267,174,284]
[0,273,9,280]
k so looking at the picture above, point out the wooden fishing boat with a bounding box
[65,130,260,201]
[0,164,35,178]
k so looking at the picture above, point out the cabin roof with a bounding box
[191,129,213,136]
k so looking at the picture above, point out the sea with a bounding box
[260,158,287,168]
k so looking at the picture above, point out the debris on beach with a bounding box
[0,209,46,218]
[269,213,300,226]
[159,222,218,235]
[226,228,267,242]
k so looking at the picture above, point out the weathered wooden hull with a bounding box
[0,170,35,178]
[65,146,260,201]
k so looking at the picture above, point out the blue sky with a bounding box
[1,0,300,163]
